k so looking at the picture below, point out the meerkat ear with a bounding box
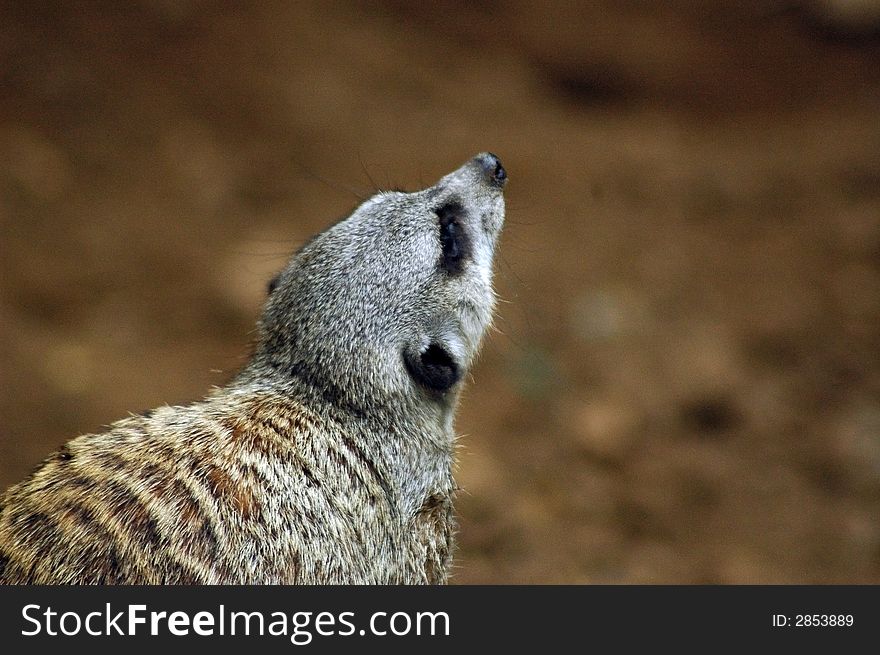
[267,273,282,295]
[403,342,461,394]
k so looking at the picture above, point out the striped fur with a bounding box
[0,390,454,584]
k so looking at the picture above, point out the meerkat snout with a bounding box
[476,151,507,188]
[0,153,506,584]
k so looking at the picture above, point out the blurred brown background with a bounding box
[2,0,880,583]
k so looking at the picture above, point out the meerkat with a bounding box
[0,153,506,584]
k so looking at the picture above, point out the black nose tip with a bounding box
[478,152,507,188]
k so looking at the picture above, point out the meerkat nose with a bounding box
[475,152,507,189]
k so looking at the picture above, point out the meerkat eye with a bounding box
[435,202,470,276]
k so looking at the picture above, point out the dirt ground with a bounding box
[1,1,879,583]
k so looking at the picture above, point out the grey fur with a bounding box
[0,153,506,584]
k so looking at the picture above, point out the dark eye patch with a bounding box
[436,202,470,276]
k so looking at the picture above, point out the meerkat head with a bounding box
[253,153,506,418]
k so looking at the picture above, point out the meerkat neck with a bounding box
[222,370,456,516]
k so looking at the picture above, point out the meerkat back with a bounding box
[0,153,507,584]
